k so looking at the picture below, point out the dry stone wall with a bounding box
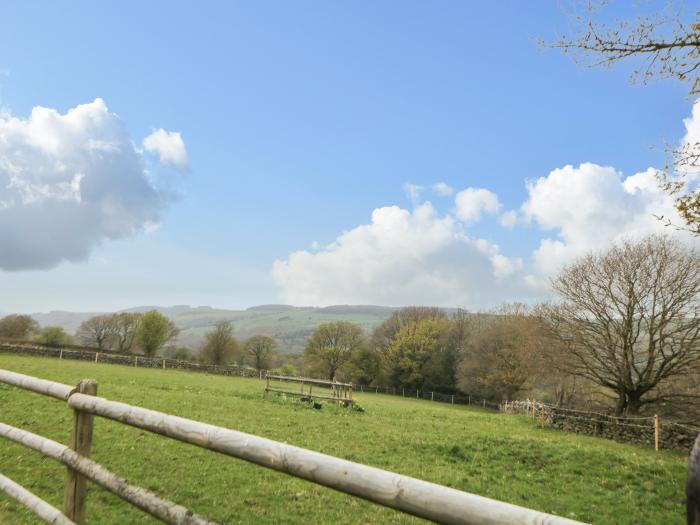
[501,399,699,452]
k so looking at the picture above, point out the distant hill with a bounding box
[24,305,398,354]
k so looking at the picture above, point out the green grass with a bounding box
[0,355,689,525]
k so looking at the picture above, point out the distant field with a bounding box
[29,304,396,353]
[0,355,689,524]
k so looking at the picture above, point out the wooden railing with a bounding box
[264,373,354,406]
[0,368,586,525]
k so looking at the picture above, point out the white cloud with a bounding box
[432,182,454,196]
[0,98,182,271]
[522,162,689,279]
[143,128,189,170]
[454,187,500,222]
[499,210,518,229]
[272,202,525,308]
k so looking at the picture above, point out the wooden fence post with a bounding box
[431,392,434,401]
[654,414,660,452]
[451,395,454,405]
[59,349,63,360]
[94,353,99,364]
[63,379,97,524]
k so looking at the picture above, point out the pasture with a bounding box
[0,355,690,524]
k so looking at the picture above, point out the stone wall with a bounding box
[501,399,699,452]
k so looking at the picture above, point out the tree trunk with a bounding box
[615,391,628,415]
[626,392,643,415]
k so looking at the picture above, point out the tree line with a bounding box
[2,234,699,420]
[0,309,281,372]
[300,235,700,422]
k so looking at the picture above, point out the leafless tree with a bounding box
[112,312,143,353]
[458,304,544,402]
[541,235,700,414]
[546,4,700,232]
[76,315,117,350]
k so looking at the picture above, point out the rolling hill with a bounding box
[25,305,397,353]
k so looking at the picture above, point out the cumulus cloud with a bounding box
[272,202,524,308]
[522,162,688,279]
[142,128,189,170]
[454,187,500,222]
[0,98,185,271]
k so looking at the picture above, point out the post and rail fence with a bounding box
[0,341,501,410]
[0,367,589,525]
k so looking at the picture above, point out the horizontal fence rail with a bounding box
[0,423,214,525]
[0,368,587,525]
[0,473,75,525]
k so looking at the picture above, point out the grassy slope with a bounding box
[0,355,689,525]
[32,305,395,353]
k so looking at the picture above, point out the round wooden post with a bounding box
[451,395,454,404]
[688,433,700,525]
[431,392,434,401]
[63,379,97,524]
[94,353,99,364]
[654,414,660,452]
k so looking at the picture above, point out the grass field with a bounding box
[0,355,690,525]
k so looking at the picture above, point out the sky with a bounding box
[0,1,696,313]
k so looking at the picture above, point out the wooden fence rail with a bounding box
[0,368,587,525]
[0,473,75,525]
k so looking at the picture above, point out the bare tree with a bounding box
[76,315,117,350]
[112,312,143,353]
[546,4,700,232]
[542,235,700,414]
[457,304,544,402]
[245,334,277,371]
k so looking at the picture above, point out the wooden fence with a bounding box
[0,342,501,411]
[264,373,354,406]
[0,367,586,525]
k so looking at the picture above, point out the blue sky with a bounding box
[0,1,694,312]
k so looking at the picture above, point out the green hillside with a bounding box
[27,305,397,353]
[0,355,689,525]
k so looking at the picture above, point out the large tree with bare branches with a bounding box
[542,235,700,414]
[547,4,700,231]
[76,314,118,350]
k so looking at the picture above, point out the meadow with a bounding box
[0,355,690,524]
